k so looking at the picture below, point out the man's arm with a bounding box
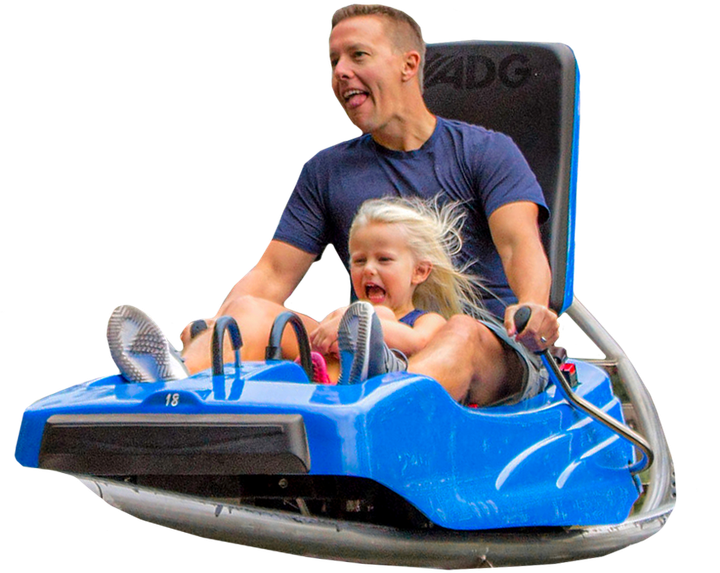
[216,240,316,316]
[488,201,559,351]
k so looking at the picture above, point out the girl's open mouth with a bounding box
[365,283,386,303]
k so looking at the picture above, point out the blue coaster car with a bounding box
[14,42,675,568]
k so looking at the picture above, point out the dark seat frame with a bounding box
[424,41,578,314]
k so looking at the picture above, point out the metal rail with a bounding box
[79,474,673,568]
[516,303,654,474]
[566,297,675,513]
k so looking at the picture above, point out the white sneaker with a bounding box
[107,305,189,383]
[337,301,407,385]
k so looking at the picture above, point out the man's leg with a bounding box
[180,295,321,375]
[407,315,524,406]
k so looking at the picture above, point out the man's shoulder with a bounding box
[293,134,376,191]
[435,116,528,170]
[307,133,374,165]
[436,116,511,145]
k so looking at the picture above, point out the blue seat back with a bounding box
[424,42,579,314]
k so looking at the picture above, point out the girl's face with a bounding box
[349,222,431,317]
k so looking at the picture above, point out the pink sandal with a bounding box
[296,352,333,385]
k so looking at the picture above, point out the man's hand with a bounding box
[504,303,559,352]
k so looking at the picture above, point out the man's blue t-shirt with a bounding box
[273,117,548,316]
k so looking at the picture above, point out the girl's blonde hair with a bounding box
[349,196,490,320]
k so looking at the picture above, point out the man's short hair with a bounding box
[331,4,426,88]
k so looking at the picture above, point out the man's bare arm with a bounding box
[216,240,316,316]
[488,201,559,350]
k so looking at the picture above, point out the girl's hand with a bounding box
[310,306,348,356]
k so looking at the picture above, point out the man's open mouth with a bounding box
[343,89,369,109]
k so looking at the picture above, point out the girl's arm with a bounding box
[373,306,447,357]
[310,305,446,358]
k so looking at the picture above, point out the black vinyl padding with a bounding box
[424,42,578,313]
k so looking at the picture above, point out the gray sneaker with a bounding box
[337,301,408,385]
[107,305,189,383]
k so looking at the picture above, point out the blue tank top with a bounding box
[399,309,429,327]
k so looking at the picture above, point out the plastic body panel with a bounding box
[38,413,310,475]
[16,359,639,530]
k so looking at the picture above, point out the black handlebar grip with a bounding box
[514,306,532,334]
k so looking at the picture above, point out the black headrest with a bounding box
[424,42,578,314]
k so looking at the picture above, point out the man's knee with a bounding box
[451,317,524,405]
[444,315,501,353]
[222,294,264,317]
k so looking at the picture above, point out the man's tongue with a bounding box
[366,285,385,303]
[347,92,368,109]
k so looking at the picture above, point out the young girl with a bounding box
[121,196,486,385]
[309,196,488,382]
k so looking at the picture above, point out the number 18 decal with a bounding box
[165,393,180,407]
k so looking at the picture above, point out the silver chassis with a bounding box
[73,297,675,568]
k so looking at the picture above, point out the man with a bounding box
[109,4,559,406]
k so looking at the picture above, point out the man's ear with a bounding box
[401,51,422,82]
[412,260,433,284]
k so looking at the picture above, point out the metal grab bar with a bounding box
[541,352,653,473]
[265,311,314,382]
[211,316,243,376]
[515,306,654,474]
